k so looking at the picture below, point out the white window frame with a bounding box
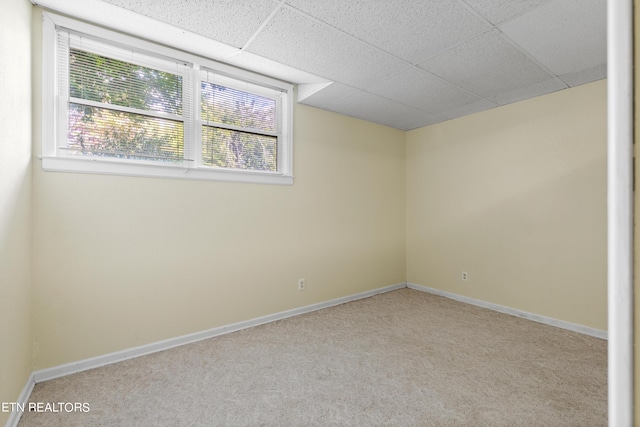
[41,12,294,185]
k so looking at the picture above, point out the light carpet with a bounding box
[18,288,607,426]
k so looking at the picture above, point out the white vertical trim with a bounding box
[41,12,56,157]
[607,0,635,424]
[191,64,201,165]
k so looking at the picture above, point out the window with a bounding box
[200,72,280,172]
[41,13,293,185]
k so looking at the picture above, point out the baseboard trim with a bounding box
[22,280,605,416]
[4,373,35,427]
[32,282,407,384]
[407,282,607,340]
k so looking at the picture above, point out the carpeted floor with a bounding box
[18,289,607,426]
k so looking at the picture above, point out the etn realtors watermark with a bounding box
[2,401,90,413]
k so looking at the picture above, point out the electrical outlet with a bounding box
[298,278,305,291]
[462,271,468,281]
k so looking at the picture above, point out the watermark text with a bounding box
[2,402,90,413]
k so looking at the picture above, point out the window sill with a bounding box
[40,156,294,185]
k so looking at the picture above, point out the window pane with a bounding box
[202,126,277,171]
[201,81,276,133]
[68,103,184,161]
[69,48,183,115]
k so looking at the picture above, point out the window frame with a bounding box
[41,12,294,185]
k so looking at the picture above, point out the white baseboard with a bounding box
[32,282,406,384]
[14,279,604,425]
[407,282,607,340]
[4,372,35,427]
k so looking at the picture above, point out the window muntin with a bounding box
[43,13,293,184]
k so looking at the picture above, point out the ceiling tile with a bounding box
[224,51,328,85]
[285,0,489,64]
[432,98,499,123]
[418,29,554,98]
[499,0,606,75]
[247,6,409,88]
[101,0,278,48]
[297,82,359,108]
[489,78,566,105]
[367,67,483,113]
[461,0,551,25]
[559,65,607,88]
[96,0,607,130]
[325,91,437,130]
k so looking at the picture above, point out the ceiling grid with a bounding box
[100,0,606,130]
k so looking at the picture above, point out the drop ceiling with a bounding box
[89,0,607,130]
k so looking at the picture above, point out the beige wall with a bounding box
[30,18,406,367]
[406,80,607,331]
[5,5,610,413]
[0,0,33,424]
